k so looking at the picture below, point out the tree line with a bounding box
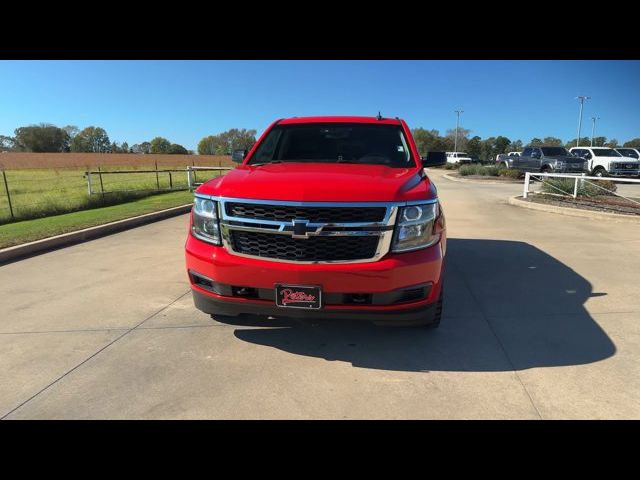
[411,127,640,162]
[2,123,638,160]
[0,124,191,155]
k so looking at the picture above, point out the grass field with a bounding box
[0,166,225,223]
[0,191,194,249]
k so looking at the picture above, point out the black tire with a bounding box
[593,167,606,177]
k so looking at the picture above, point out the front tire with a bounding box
[593,167,606,177]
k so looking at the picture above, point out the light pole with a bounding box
[576,96,591,147]
[590,116,600,147]
[454,110,463,152]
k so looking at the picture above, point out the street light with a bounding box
[576,96,591,147]
[454,110,463,152]
[590,116,600,147]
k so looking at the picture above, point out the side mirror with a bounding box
[421,154,446,167]
[231,149,247,163]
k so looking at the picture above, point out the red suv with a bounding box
[185,116,446,327]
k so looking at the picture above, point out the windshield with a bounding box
[593,148,622,157]
[541,147,570,156]
[248,123,416,167]
[618,149,639,159]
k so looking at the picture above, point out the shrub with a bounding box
[540,178,617,197]
[443,163,458,170]
[459,164,499,176]
[498,169,522,179]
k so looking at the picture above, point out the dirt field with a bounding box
[0,152,234,170]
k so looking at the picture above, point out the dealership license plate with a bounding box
[275,284,322,309]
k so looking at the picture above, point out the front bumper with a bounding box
[185,233,446,323]
[609,170,640,177]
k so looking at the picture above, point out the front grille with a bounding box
[230,231,379,262]
[225,202,386,223]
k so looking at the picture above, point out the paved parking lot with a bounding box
[1,168,639,419]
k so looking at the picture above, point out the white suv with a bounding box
[446,152,473,164]
[569,146,640,177]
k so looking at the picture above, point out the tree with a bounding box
[511,139,523,152]
[542,137,563,146]
[168,143,189,154]
[605,138,618,148]
[121,142,129,153]
[411,128,441,156]
[14,123,69,152]
[623,138,640,147]
[591,136,607,147]
[529,138,543,147]
[494,136,511,155]
[131,142,151,154]
[466,136,482,158]
[197,128,257,155]
[564,137,591,149]
[71,126,111,153]
[150,137,171,154]
[445,127,471,152]
[0,135,15,151]
[480,137,497,162]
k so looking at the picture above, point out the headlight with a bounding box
[392,202,441,252]
[191,197,221,245]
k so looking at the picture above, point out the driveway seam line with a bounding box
[0,290,191,420]
[450,260,544,420]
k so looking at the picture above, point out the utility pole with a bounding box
[590,116,600,147]
[454,110,463,152]
[576,96,591,147]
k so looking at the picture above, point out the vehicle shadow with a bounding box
[216,239,616,372]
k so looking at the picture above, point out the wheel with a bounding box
[593,167,606,177]
[501,162,509,169]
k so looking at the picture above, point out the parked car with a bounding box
[496,146,587,173]
[185,116,447,327]
[495,151,521,162]
[570,147,640,177]
[615,147,640,160]
[446,152,473,164]
[422,151,447,167]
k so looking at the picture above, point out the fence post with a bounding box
[2,169,15,220]
[187,166,193,191]
[573,176,579,198]
[155,161,160,191]
[97,166,106,204]
[86,170,93,195]
[523,172,530,199]
[169,171,173,190]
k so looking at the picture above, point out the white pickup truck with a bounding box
[446,152,474,164]
[569,147,640,177]
[616,147,640,160]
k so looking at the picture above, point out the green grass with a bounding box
[0,167,223,224]
[0,190,194,249]
[540,178,617,198]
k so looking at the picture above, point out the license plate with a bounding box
[275,284,322,309]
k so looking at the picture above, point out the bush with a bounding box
[443,163,458,170]
[498,169,522,179]
[540,178,617,197]
[459,164,499,176]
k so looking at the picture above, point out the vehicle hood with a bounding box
[197,162,434,202]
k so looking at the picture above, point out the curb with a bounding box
[508,195,640,224]
[0,204,192,265]
[442,173,521,184]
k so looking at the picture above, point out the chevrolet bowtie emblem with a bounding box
[290,219,321,239]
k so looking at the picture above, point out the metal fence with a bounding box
[0,165,231,223]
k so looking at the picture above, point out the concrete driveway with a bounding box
[1,168,639,419]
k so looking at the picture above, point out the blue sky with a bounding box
[0,60,638,150]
